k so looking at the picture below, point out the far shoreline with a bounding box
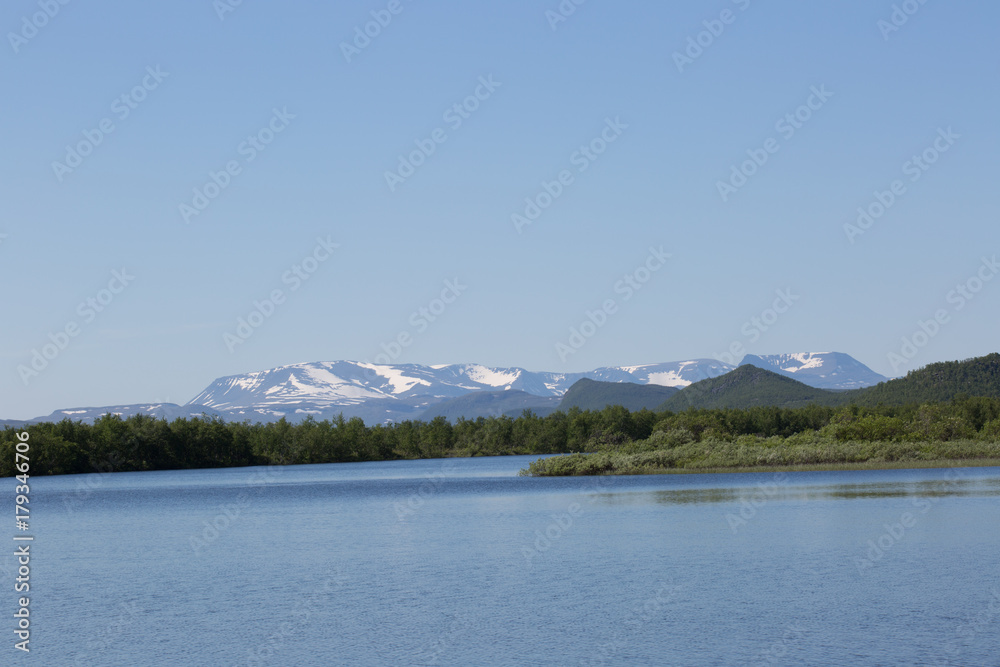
[3,452,1000,479]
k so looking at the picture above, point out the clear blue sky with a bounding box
[3,0,998,419]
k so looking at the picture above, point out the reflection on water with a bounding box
[592,474,1000,506]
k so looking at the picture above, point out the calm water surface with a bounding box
[22,457,1000,666]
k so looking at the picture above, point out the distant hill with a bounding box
[661,365,835,411]
[559,378,680,412]
[28,403,227,424]
[418,390,560,421]
[661,354,1000,411]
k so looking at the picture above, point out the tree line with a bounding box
[3,395,1000,477]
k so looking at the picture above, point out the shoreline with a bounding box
[521,457,1000,476]
[3,453,1000,479]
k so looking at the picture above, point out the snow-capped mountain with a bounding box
[17,353,887,425]
[186,359,737,418]
[185,354,883,423]
[738,352,888,390]
[606,360,736,388]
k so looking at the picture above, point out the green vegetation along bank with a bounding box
[3,395,1000,477]
[519,435,1000,476]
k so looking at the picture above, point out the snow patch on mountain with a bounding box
[739,352,887,390]
[187,358,742,415]
[464,365,522,387]
[645,371,689,387]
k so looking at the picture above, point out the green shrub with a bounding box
[979,418,1000,441]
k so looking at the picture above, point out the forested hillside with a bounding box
[559,378,679,412]
[660,365,830,410]
[662,354,1000,410]
[839,353,1000,406]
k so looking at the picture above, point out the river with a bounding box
[23,456,1000,665]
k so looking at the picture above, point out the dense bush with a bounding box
[523,434,1000,476]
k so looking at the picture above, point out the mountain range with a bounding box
[9,353,889,426]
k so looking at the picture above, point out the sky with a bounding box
[2,0,998,420]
